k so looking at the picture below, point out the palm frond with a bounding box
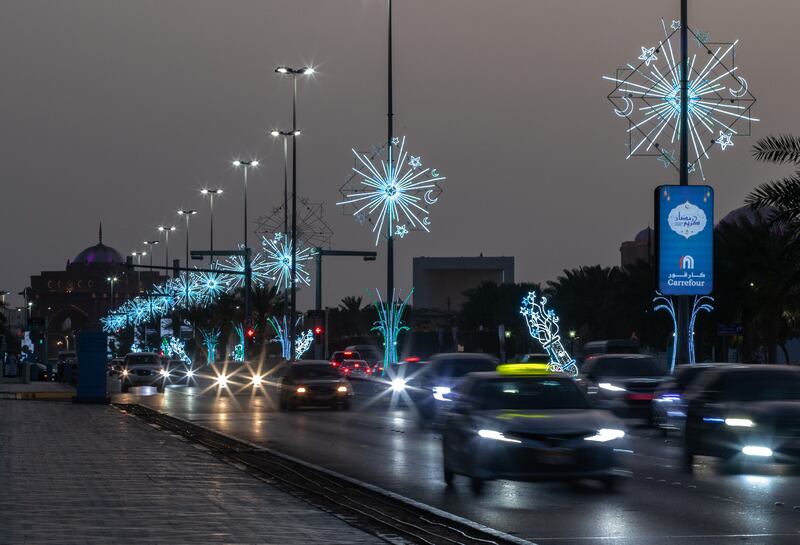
[752,134,800,165]
[746,173,800,215]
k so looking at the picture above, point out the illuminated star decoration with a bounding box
[262,233,312,290]
[191,267,230,307]
[519,291,577,376]
[338,136,445,245]
[716,131,734,150]
[217,245,270,289]
[658,148,676,168]
[394,224,408,238]
[604,19,757,180]
[638,46,658,66]
[670,20,681,31]
[408,155,422,169]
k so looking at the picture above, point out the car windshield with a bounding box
[293,364,341,380]
[591,357,664,378]
[720,371,800,402]
[473,378,590,410]
[439,358,497,378]
[126,355,161,366]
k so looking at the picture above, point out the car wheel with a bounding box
[470,477,485,495]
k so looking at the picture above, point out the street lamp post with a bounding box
[200,188,223,264]
[275,65,314,361]
[177,209,198,313]
[232,160,259,331]
[157,226,177,275]
[106,276,118,312]
[143,240,159,268]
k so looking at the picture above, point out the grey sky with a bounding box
[1,0,798,309]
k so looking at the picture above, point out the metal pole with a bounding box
[184,216,190,311]
[243,166,248,251]
[243,167,252,352]
[678,0,690,365]
[315,249,322,359]
[210,195,214,264]
[283,137,290,336]
[386,0,394,303]
[290,75,298,361]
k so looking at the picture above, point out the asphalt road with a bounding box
[119,378,800,544]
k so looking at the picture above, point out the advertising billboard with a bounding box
[655,185,714,295]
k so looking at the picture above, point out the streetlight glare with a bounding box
[270,130,280,137]
[276,66,289,74]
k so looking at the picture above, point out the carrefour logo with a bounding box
[679,255,695,270]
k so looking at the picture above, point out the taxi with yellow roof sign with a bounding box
[441,370,628,494]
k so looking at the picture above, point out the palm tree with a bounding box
[746,134,800,225]
[339,296,363,313]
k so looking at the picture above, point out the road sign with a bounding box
[655,185,714,295]
[717,323,743,337]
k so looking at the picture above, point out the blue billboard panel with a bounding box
[656,185,713,295]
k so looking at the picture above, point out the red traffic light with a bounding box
[313,326,323,335]
[246,328,256,338]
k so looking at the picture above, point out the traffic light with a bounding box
[313,325,324,337]
[246,327,256,340]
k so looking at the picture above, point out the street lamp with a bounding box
[200,188,223,263]
[275,64,314,361]
[106,276,118,311]
[231,160,259,252]
[142,240,159,267]
[177,209,198,309]
[157,226,177,273]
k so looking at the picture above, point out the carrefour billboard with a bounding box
[655,185,714,295]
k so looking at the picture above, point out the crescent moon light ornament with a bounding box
[424,189,439,205]
[422,217,431,227]
[729,77,748,98]
[614,96,634,117]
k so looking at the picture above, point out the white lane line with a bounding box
[529,533,799,542]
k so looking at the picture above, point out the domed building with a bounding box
[620,227,654,267]
[26,225,165,359]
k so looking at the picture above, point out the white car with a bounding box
[121,352,168,393]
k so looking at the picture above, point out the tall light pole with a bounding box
[275,65,314,361]
[232,160,259,331]
[678,0,690,364]
[270,129,301,327]
[387,0,395,303]
[143,240,159,268]
[106,276,118,311]
[177,209,198,312]
[200,188,223,264]
[157,226,177,274]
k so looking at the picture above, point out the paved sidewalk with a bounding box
[0,400,385,545]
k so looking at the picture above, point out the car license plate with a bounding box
[538,449,574,465]
[627,393,654,401]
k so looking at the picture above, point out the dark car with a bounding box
[683,365,800,470]
[442,371,627,494]
[344,345,383,372]
[330,350,361,368]
[279,361,353,410]
[652,363,732,434]
[577,354,669,419]
[414,353,499,425]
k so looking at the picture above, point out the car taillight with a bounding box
[344,352,353,356]
[405,357,420,363]
[354,363,360,368]
[331,362,339,367]
[366,368,372,374]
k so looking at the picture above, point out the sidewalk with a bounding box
[0,382,74,400]
[0,400,385,545]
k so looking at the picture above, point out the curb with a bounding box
[5,391,74,400]
[128,404,538,545]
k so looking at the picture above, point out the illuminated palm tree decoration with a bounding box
[372,289,411,370]
[653,292,678,372]
[267,315,313,360]
[689,295,714,365]
[200,327,220,365]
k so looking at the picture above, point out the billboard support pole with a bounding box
[678,0,690,365]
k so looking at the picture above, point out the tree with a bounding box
[746,134,800,225]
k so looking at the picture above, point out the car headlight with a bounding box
[186,370,195,379]
[478,429,521,443]
[432,386,451,401]
[599,382,626,392]
[296,386,307,394]
[160,369,168,376]
[391,378,407,392]
[122,370,129,377]
[337,385,348,393]
[725,418,754,428]
[742,445,772,457]
[584,428,626,442]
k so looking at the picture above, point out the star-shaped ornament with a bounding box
[408,156,422,169]
[716,131,734,150]
[638,46,658,66]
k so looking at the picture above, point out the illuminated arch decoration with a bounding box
[653,292,678,372]
[200,327,220,365]
[262,233,313,290]
[372,289,412,371]
[519,292,577,376]
[604,19,757,180]
[689,295,714,365]
[338,137,445,245]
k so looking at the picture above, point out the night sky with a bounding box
[2,1,798,309]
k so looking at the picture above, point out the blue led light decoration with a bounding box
[200,327,221,365]
[218,244,270,289]
[519,292,578,376]
[262,233,312,290]
[268,316,313,360]
[689,295,714,365]
[604,19,757,180]
[653,292,678,372]
[338,137,445,245]
[295,330,314,359]
[232,324,245,362]
[165,337,191,366]
[166,275,201,308]
[191,267,230,307]
[372,289,412,372]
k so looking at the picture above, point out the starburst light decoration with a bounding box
[653,292,678,372]
[604,19,757,180]
[262,233,312,290]
[217,245,270,289]
[338,137,445,244]
[191,267,230,307]
[167,275,201,308]
[372,289,411,371]
[519,292,577,376]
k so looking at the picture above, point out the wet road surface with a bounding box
[119,379,800,544]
